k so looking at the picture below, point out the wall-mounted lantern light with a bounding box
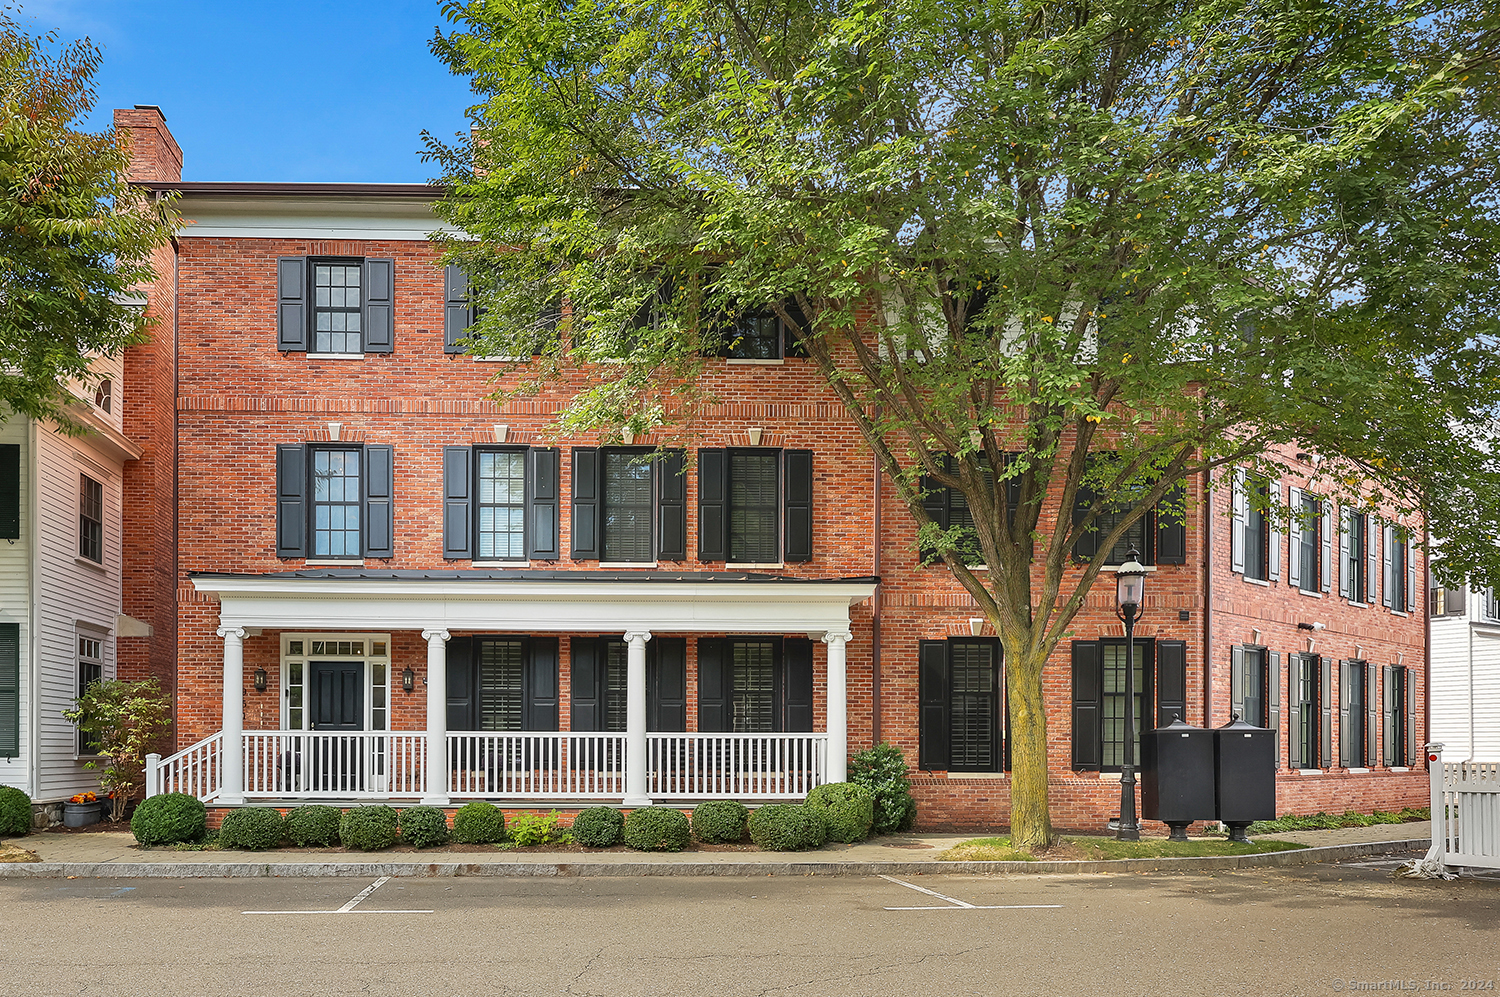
[402,666,416,694]
[253,668,268,693]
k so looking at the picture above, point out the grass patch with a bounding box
[1217,807,1431,836]
[167,832,221,852]
[0,842,39,863]
[934,837,1037,862]
[1066,837,1306,860]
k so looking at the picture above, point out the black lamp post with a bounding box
[1114,548,1148,842]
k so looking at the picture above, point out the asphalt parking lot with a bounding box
[2,856,1496,997]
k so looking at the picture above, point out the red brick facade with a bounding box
[119,112,1429,832]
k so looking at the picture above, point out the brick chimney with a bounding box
[114,105,182,183]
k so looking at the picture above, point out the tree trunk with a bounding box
[1007,647,1054,850]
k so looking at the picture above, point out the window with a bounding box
[278,634,391,733]
[1486,588,1500,622]
[1288,653,1330,769]
[93,378,111,414]
[919,638,1004,772]
[76,636,103,754]
[1339,508,1373,604]
[697,637,814,733]
[570,636,687,733]
[1383,665,1416,767]
[921,455,1017,567]
[698,448,813,564]
[1339,660,1378,768]
[1430,575,1466,616]
[275,443,394,560]
[442,446,559,562]
[1382,524,1417,613]
[276,256,393,355]
[1230,645,1281,766]
[571,448,685,563]
[1071,471,1187,567]
[720,299,808,361]
[1287,488,1331,594]
[1230,470,1279,582]
[79,474,103,563]
[443,264,557,357]
[1071,638,1187,771]
[444,636,559,732]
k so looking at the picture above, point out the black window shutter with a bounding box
[275,444,306,558]
[443,264,470,354]
[1156,640,1187,728]
[1404,667,1417,767]
[1071,641,1102,770]
[1071,482,1099,561]
[442,446,472,559]
[363,258,394,354]
[696,638,728,732]
[1004,453,1022,529]
[1267,651,1281,769]
[570,447,600,559]
[528,447,560,560]
[277,257,307,351]
[783,637,814,733]
[1230,646,1246,723]
[1364,662,1379,767]
[0,443,18,540]
[918,640,950,770]
[1319,656,1333,768]
[919,471,947,564]
[784,449,813,562]
[649,638,687,732]
[1287,656,1302,769]
[1338,660,1354,767]
[445,637,475,732]
[362,445,394,558]
[1155,479,1187,565]
[656,449,687,561]
[1382,665,1396,767]
[525,637,559,731]
[782,297,809,357]
[697,448,727,561]
[569,637,602,733]
[0,622,18,759]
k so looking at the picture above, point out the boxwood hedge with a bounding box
[218,807,286,850]
[803,782,875,843]
[285,805,342,847]
[623,807,691,852]
[0,786,32,837]
[398,805,451,849]
[571,807,624,848]
[748,804,826,851]
[130,793,207,846]
[691,800,749,844]
[451,801,506,844]
[339,805,399,851]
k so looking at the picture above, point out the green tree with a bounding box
[63,678,172,821]
[0,15,176,426]
[427,0,1500,848]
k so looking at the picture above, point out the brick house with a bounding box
[118,107,1429,830]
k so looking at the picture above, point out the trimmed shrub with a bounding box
[130,792,207,846]
[285,805,342,847]
[692,800,749,844]
[218,807,286,850]
[398,805,451,849]
[451,801,506,844]
[804,782,876,843]
[623,807,691,852]
[571,807,624,848]
[849,743,917,834]
[748,804,827,851]
[339,805,399,851]
[0,786,32,837]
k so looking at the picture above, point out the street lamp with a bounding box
[1114,548,1149,842]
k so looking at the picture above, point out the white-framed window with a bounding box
[76,634,104,755]
[279,633,392,732]
[79,473,103,564]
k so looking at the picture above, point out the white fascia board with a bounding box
[174,195,468,241]
[192,576,876,635]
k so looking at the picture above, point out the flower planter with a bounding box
[63,802,102,828]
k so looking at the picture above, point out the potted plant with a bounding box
[62,678,172,821]
[63,792,102,828]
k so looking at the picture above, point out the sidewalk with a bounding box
[0,821,1431,879]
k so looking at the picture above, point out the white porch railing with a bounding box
[147,730,829,804]
[240,731,429,799]
[647,732,828,800]
[145,732,224,801]
[448,732,627,798]
[1430,744,1500,871]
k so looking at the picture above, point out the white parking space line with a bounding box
[878,874,1065,911]
[243,877,434,915]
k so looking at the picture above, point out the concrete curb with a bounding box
[0,838,1429,879]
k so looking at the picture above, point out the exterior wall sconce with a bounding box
[402,667,416,693]
[253,668,268,693]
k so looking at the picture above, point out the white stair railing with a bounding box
[647,732,827,800]
[145,732,225,801]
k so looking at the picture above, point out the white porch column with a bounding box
[217,626,247,804]
[422,629,451,805]
[623,630,653,806]
[823,628,852,784]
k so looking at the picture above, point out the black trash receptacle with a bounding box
[1214,717,1277,842]
[1142,718,1215,841]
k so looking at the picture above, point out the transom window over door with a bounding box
[311,448,361,558]
[477,451,526,560]
[312,261,361,353]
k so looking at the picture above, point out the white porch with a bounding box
[154,571,875,806]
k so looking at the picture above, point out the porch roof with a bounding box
[190,570,879,636]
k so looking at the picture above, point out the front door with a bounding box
[309,661,364,792]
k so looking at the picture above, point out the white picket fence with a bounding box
[1428,743,1500,871]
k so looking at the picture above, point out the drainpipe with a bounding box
[871,440,882,746]
[1202,466,1213,728]
[27,418,40,799]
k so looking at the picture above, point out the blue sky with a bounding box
[22,0,476,182]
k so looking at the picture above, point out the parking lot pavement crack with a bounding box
[754,946,989,996]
